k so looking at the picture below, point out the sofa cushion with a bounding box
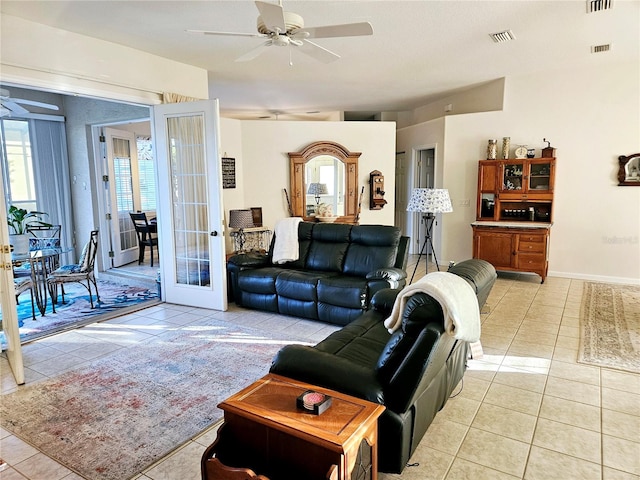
[275,270,334,301]
[317,276,368,309]
[343,225,400,277]
[237,267,281,294]
[304,224,351,272]
[240,292,278,312]
[315,311,390,367]
[271,221,315,269]
[278,297,318,319]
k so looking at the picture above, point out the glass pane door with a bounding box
[167,116,210,287]
[153,100,226,310]
[105,128,139,267]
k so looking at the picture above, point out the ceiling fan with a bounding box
[187,0,373,64]
[0,88,60,118]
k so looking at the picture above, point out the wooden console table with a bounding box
[201,374,385,480]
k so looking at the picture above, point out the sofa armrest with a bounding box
[370,288,401,313]
[269,345,385,404]
[227,252,271,305]
[366,267,406,283]
[227,252,270,268]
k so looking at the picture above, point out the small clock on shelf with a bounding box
[515,145,527,159]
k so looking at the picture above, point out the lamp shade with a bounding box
[229,209,254,229]
[307,183,328,195]
[407,188,453,213]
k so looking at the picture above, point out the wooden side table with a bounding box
[201,374,385,480]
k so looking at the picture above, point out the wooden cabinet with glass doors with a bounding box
[476,158,555,222]
[473,157,555,283]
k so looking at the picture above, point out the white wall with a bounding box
[219,120,397,251]
[1,15,208,103]
[440,61,639,284]
[396,118,446,256]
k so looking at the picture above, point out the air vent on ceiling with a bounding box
[489,30,516,43]
[587,0,613,13]
[591,43,611,53]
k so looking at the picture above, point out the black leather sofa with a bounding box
[227,222,409,326]
[269,258,497,474]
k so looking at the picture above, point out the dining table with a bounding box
[12,247,73,316]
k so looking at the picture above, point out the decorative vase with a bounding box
[502,137,511,159]
[9,234,30,255]
[487,139,497,160]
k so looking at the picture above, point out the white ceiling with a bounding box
[1,0,638,119]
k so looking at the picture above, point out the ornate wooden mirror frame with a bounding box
[618,153,640,186]
[289,141,361,223]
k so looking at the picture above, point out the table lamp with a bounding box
[229,209,255,252]
[307,182,328,207]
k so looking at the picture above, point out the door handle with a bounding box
[210,231,218,236]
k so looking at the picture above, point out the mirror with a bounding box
[289,141,361,223]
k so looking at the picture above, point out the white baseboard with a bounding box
[548,270,640,286]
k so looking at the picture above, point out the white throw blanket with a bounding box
[383,271,481,342]
[272,217,303,264]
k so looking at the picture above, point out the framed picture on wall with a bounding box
[222,157,236,188]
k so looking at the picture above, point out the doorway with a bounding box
[410,147,435,256]
[93,121,158,283]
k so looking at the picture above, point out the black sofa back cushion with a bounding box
[376,293,443,383]
[343,225,400,277]
[268,221,315,270]
[305,223,351,272]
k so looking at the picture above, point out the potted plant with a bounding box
[7,206,52,254]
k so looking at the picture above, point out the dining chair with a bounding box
[13,225,63,279]
[28,224,62,271]
[47,230,100,311]
[14,277,36,321]
[129,212,158,267]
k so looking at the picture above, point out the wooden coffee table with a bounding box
[201,373,385,480]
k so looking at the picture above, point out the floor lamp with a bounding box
[407,188,453,283]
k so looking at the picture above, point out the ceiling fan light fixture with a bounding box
[193,1,373,64]
[257,11,304,35]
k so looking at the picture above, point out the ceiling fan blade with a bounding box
[298,40,340,63]
[1,100,29,115]
[295,22,373,39]
[255,1,286,32]
[186,29,263,38]
[235,40,273,62]
[13,98,59,111]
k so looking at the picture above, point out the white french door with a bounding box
[0,182,25,385]
[104,128,140,267]
[152,100,227,310]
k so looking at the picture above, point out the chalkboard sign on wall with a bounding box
[222,157,236,188]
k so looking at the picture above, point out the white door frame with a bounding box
[408,144,439,256]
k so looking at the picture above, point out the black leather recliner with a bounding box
[227,222,409,326]
[269,259,497,474]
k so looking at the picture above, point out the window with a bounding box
[0,119,37,212]
[136,136,156,211]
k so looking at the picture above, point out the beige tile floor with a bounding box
[1,256,639,480]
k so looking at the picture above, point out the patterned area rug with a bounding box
[1,279,159,348]
[0,318,309,480]
[578,282,640,374]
